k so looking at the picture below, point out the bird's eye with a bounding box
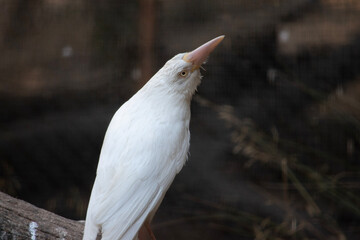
[179,70,189,77]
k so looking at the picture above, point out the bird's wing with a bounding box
[91,172,164,240]
[85,106,178,240]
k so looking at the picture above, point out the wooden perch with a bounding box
[0,191,85,239]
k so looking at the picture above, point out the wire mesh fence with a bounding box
[0,0,359,239]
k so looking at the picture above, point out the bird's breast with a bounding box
[100,95,191,182]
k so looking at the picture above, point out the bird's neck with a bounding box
[134,83,192,122]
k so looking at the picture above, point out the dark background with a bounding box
[1,0,360,239]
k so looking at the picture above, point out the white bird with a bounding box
[83,35,225,240]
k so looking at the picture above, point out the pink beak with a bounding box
[183,35,225,71]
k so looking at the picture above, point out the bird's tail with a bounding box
[83,213,99,240]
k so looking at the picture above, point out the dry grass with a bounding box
[193,95,360,239]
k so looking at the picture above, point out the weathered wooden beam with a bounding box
[0,191,84,239]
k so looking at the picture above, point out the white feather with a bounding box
[83,53,201,240]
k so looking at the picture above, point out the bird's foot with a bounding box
[145,222,156,240]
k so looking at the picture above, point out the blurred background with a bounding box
[0,0,360,239]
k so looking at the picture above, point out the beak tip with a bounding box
[213,35,225,47]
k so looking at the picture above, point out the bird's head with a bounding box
[150,36,224,98]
